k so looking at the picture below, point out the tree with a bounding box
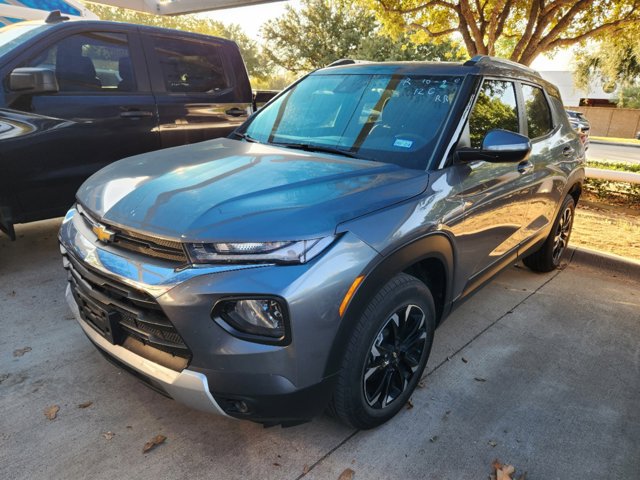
[85,2,272,80]
[370,0,640,66]
[261,0,464,74]
[574,26,640,107]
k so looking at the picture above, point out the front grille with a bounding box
[77,206,188,263]
[111,227,188,263]
[65,252,192,369]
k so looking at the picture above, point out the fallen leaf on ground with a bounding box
[488,440,497,447]
[78,401,93,409]
[474,377,487,382]
[142,434,167,453]
[337,468,355,480]
[406,398,414,409]
[13,347,31,357]
[302,464,310,474]
[102,431,115,440]
[273,462,281,467]
[417,379,426,388]
[491,459,516,480]
[44,405,60,420]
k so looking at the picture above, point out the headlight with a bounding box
[213,298,286,342]
[186,236,335,264]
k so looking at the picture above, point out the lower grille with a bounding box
[65,253,191,370]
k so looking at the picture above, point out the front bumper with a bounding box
[59,206,379,424]
[66,285,229,416]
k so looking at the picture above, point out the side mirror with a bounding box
[457,129,531,163]
[9,67,59,94]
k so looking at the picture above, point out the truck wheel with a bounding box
[523,194,575,272]
[330,273,435,429]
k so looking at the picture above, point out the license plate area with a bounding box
[72,286,123,344]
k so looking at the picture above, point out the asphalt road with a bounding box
[1,219,639,480]
[588,142,640,164]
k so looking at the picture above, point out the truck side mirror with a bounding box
[9,67,59,94]
[456,129,531,163]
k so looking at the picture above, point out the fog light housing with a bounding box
[213,297,289,344]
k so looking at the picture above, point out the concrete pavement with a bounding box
[1,218,639,480]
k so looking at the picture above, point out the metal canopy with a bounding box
[0,0,282,25]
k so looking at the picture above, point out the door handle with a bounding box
[120,110,153,118]
[517,160,534,175]
[562,146,575,157]
[225,107,247,117]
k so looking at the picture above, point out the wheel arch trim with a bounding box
[323,232,455,377]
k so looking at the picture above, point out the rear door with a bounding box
[141,32,253,148]
[517,83,580,243]
[4,25,159,221]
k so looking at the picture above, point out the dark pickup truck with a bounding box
[0,15,266,240]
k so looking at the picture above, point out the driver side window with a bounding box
[468,80,519,148]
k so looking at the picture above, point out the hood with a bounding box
[77,138,429,242]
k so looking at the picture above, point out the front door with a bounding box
[452,79,536,293]
[4,27,159,221]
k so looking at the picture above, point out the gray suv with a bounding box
[59,56,585,429]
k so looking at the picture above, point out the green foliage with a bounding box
[368,0,640,66]
[587,160,640,173]
[261,0,464,74]
[574,26,640,107]
[616,85,640,109]
[85,2,272,79]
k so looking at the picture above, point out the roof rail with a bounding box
[464,55,540,76]
[45,10,70,24]
[327,59,369,67]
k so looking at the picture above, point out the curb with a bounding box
[590,139,640,149]
[569,246,640,279]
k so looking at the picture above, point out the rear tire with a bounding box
[523,194,575,272]
[330,273,436,429]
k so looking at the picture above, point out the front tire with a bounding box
[523,194,576,272]
[330,273,436,429]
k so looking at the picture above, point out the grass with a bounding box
[590,136,640,146]
[586,160,640,173]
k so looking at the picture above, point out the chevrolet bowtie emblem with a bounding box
[92,224,116,243]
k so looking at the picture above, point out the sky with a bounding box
[199,0,297,40]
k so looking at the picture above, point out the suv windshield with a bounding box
[0,23,49,60]
[243,73,463,170]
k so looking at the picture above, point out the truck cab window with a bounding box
[151,36,230,93]
[25,32,134,92]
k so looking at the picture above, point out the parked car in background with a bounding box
[566,109,590,150]
[60,56,585,429]
[0,14,276,240]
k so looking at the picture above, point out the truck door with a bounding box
[4,26,159,222]
[141,33,253,148]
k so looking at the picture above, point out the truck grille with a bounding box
[65,252,191,370]
[77,205,188,263]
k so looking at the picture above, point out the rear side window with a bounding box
[522,84,553,139]
[468,80,519,148]
[25,32,135,92]
[151,36,230,93]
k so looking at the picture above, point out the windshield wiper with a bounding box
[271,142,360,159]
[231,131,259,143]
